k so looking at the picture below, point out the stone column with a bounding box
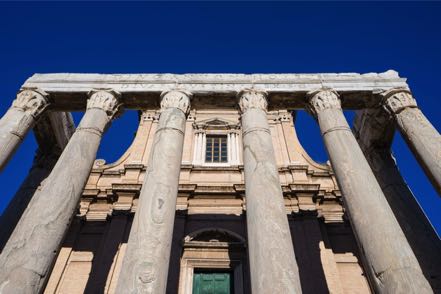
[238,89,302,294]
[354,108,441,291]
[382,88,441,195]
[0,89,121,294]
[0,112,75,252]
[0,88,49,171]
[307,89,432,294]
[115,90,191,294]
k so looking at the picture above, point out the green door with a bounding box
[192,271,232,294]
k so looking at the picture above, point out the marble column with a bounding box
[0,89,121,294]
[0,88,49,171]
[354,108,441,291]
[0,112,75,252]
[115,90,191,294]
[382,88,441,195]
[238,89,302,294]
[307,89,432,294]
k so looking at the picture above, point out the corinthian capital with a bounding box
[160,90,192,115]
[381,88,417,114]
[237,89,268,113]
[12,88,50,117]
[307,89,341,117]
[87,89,122,118]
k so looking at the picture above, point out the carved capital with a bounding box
[237,89,268,113]
[160,90,192,114]
[307,89,341,117]
[381,88,417,114]
[87,89,122,118]
[12,88,50,117]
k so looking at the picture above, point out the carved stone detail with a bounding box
[382,88,417,114]
[12,88,49,117]
[237,89,268,113]
[160,90,192,114]
[307,89,341,117]
[87,89,122,117]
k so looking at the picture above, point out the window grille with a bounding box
[205,135,228,163]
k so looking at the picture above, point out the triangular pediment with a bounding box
[194,117,239,129]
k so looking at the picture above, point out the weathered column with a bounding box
[307,89,432,294]
[115,90,191,294]
[0,112,74,252]
[354,108,441,291]
[382,88,441,195]
[0,89,121,294]
[238,89,301,294]
[0,88,49,171]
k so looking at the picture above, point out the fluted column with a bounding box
[238,89,301,294]
[0,88,49,171]
[307,89,432,294]
[382,88,441,195]
[0,89,121,294]
[116,90,191,294]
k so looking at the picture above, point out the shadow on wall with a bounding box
[45,211,368,294]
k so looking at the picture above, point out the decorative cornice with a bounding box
[307,89,341,117]
[87,89,122,118]
[160,90,192,115]
[237,89,268,113]
[381,88,417,115]
[12,88,50,117]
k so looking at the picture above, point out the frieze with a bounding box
[23,72,408,95]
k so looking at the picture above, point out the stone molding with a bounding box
[23,71,407,94]
[12,88,50,117]
[160,90,192,115]
[307,89,341,117]
[237,89,268,113]
[87,89,122,118]
[381,88,418,115]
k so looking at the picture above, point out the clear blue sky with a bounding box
[0,2,440,234]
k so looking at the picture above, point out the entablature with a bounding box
[22,71,408,111]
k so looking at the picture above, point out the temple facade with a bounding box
[0,72,439,294]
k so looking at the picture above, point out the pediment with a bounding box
[194,117,239,130]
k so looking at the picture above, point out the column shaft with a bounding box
[115,90,191,294]
[308,89,432,293]
[238,90,301,294]
[231,133,237,164]
[0,89,49,171]
[354,108,441,291]
[383,89,441,195]
[193,132,199,164]
[0,89,120,293]
[227,132,232,162]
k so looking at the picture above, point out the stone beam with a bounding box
[22,71,408,111]
[354,108,441,292]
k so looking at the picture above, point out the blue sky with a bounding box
[0,2,440,234]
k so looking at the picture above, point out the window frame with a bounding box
[205,134,228,164]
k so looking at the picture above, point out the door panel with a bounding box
[193,272,231,294]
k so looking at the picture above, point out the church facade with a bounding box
[0,73,439,294]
